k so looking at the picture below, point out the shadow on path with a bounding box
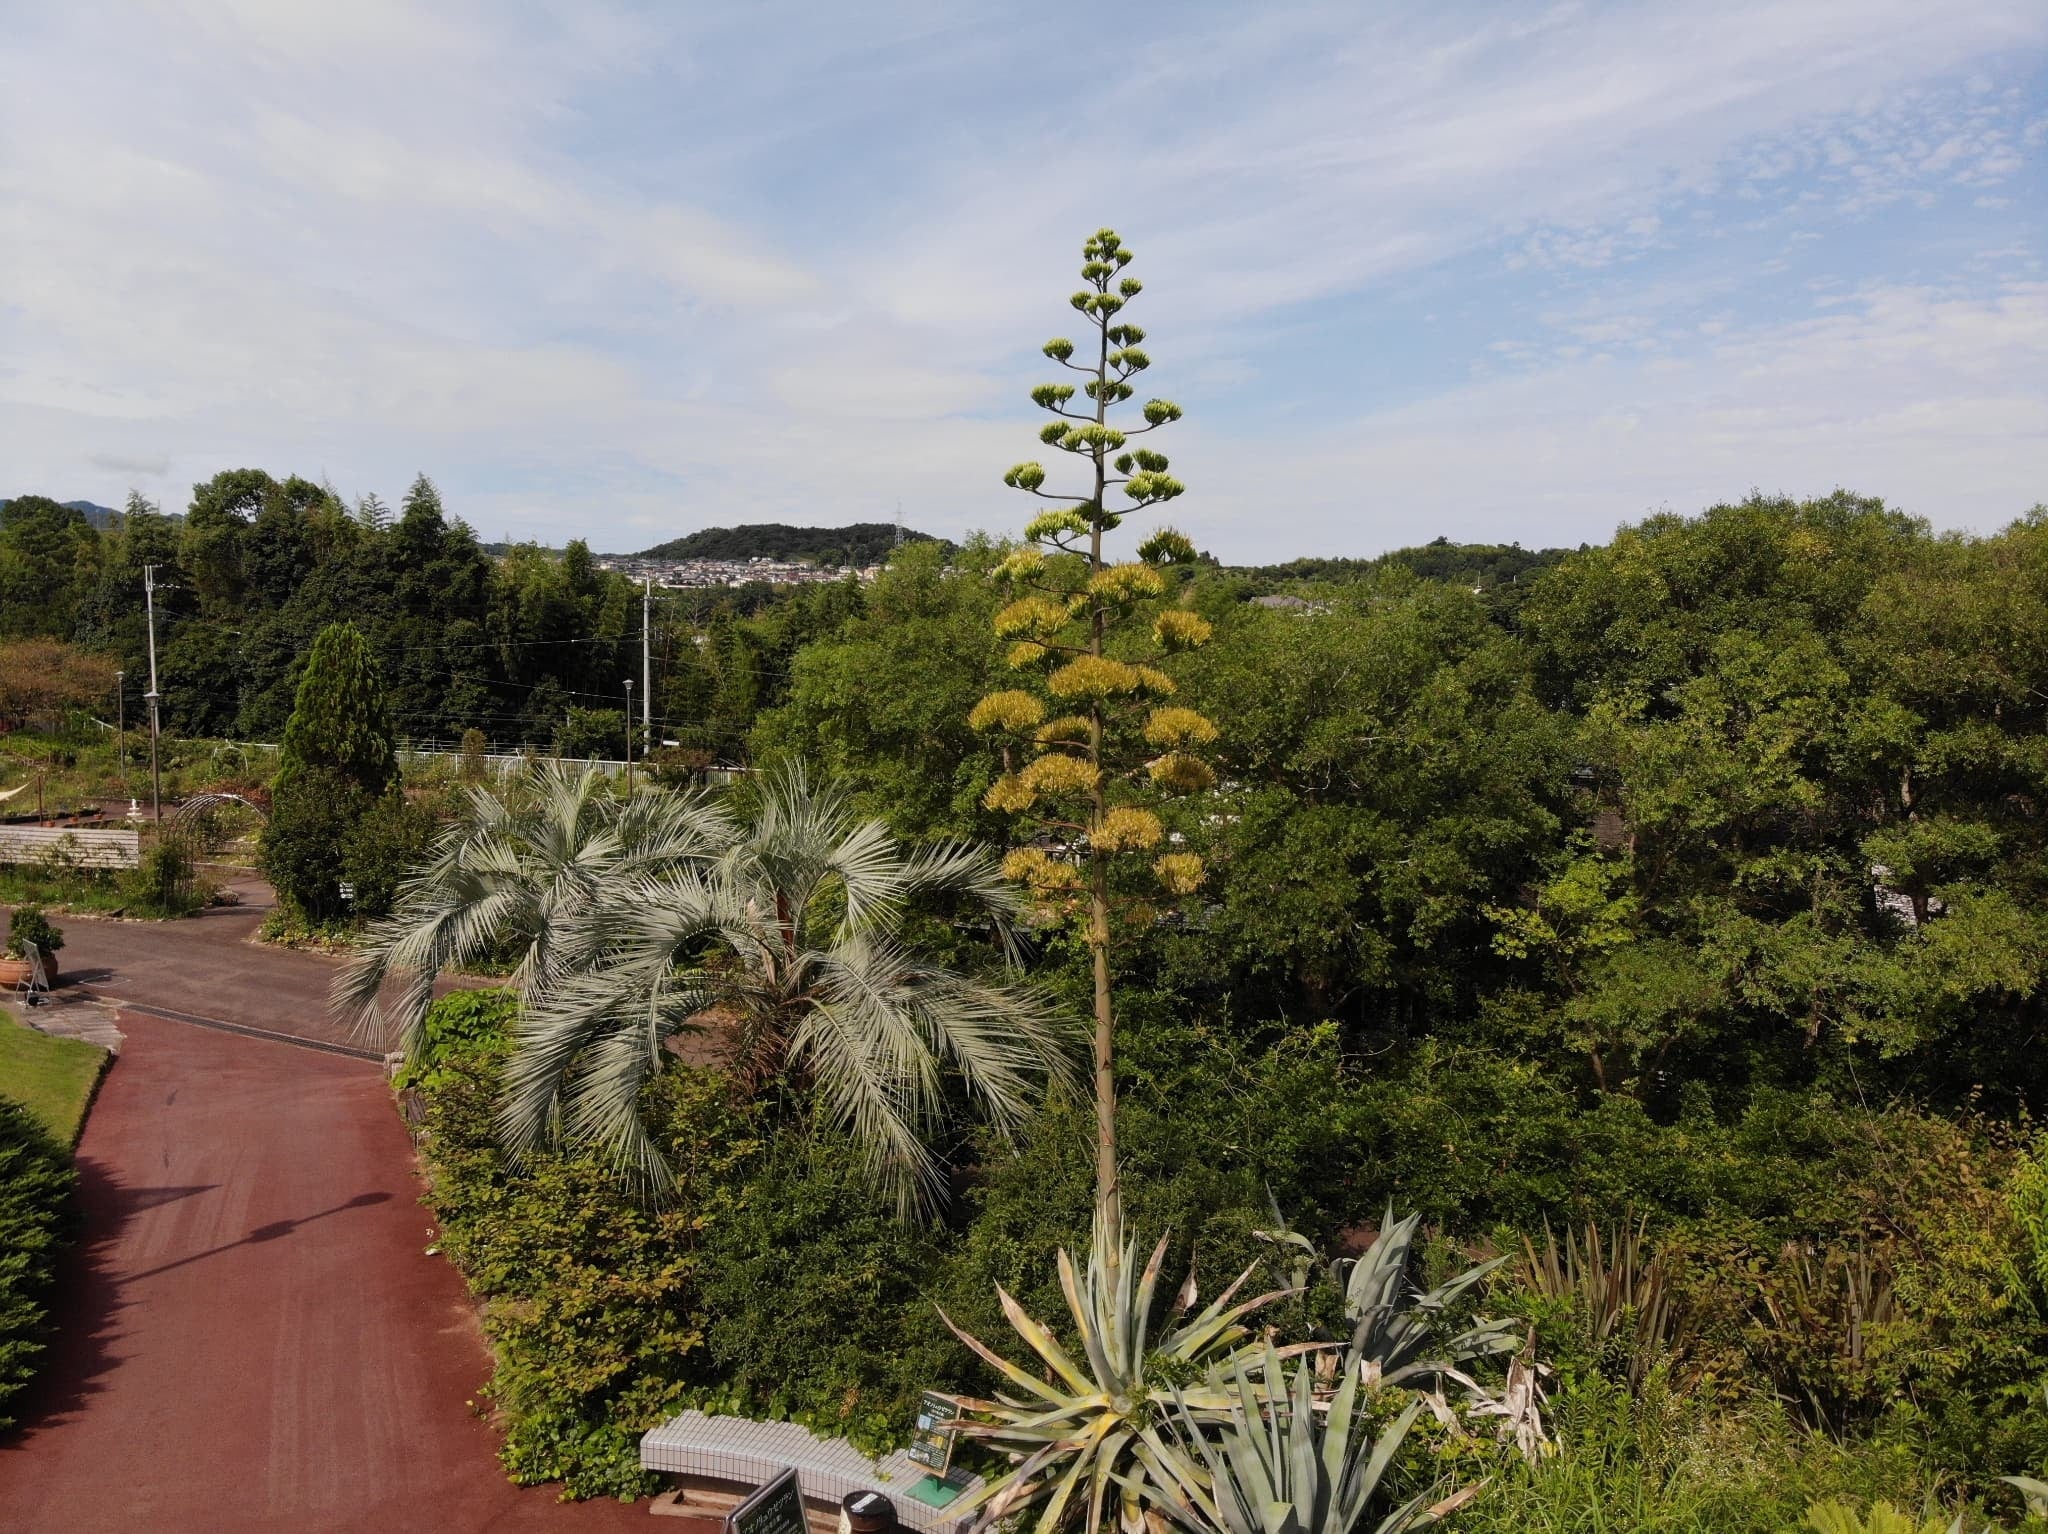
[0,1010,654,1531]
[126,1190,392,1282]
[0,1142,217,1443]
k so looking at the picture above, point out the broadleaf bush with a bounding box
[0,1097,77,1431]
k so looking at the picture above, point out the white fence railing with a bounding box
[0,825,142,870]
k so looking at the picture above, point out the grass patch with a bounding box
[0,865,136,916]
[0,1014,109,1146]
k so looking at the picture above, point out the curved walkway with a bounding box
[44,877,388,1053]
[0,897,675,1531]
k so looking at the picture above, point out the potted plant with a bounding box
[1,904,64,986]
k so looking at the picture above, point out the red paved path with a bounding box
[0,1010,662,1532]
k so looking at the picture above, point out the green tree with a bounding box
[1174,575,1572,1025]
[507,764,1073,1213]
[752,539,1005,837]
[275,621,396,795]
[1503,495,2048,1105]
[0,496,97,639]
[264,622,398,917]
[181,468,274,611]
[968,227,1213,1248]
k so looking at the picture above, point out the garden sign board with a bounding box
[726,1467,807,1534]
[905,1392,959,1478]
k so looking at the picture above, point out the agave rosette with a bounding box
[941,1217,1299,1534]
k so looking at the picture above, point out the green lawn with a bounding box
[0,1014,108,1146]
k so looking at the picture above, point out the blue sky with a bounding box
[2,1,2043,561]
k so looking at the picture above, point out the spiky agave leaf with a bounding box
[1150,1345,1461,1534]
[1340,1208,1516,1386]
[943,1212,1299,1533]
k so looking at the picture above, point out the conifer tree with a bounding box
[276,621,396,796]
[969,227,1217,1251]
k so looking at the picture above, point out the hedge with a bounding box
[0,1096,77,1431]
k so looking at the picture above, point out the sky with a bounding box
[2,1,2044,563]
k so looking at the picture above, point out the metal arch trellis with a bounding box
[166,792,269,832]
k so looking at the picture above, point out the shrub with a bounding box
[694,1115,958,1449]
[1450,1372,1931,1534]
[121,836,205,918]
[411,1012,974,1497]
[340,791,439,921]
[416,1040,717,1499]
[0,1097,76,1431]
[262,765,370,920]
[392,989,516,1093]
[4,904,62,959]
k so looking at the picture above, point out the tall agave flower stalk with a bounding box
[941,1215,1297,1534]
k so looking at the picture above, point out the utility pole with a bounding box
[115,669,125,776]
[142,565,163,821]
[641,575,653,759]
[623,677,635,794]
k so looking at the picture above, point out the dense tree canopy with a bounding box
[754,492,2048,1119]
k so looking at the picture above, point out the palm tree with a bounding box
[332,760,736,1058]
[506,765,1076,1214]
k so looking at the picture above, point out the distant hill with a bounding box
[1,497,129,531]
[632,522,948,567]
[1246,537,1576,590]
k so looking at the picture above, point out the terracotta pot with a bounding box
[0,954,59,987]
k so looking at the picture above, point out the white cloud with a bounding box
[1187,281,2048,557]
[0,0,2043,557]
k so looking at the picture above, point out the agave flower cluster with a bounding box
[336,762,1076,1215]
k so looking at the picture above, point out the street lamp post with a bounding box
[143,565,163,821]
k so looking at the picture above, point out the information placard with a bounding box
[905,1391,960,1478]
[726,1467,807,1534]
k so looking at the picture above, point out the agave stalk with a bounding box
[942,1214,1298,1534]
[1149,1343,1480,1534]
